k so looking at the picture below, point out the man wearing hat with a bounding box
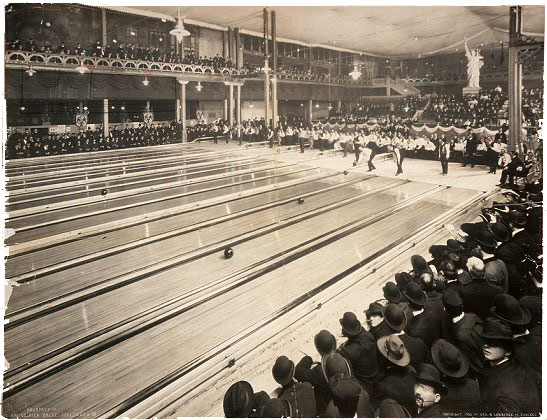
[507,210,541,260]
[375,334,417,416]
[473,230,509,292]
[411,363,448,417]
[380,303,431,370]
[458,257,504,320]
[272,356,316,418]
[474,318,540,415]
[431,339,481,416]
[404,282,442,348]
[442,289,486,375]
[420,272,455,343]
[364,301,391,341]
[490,294,541,373]
[337,312,379,396]
[295,330,340,415]
[223,381,270,418]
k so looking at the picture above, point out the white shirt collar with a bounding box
[482,251,495,260]
[452,313,465,324]
[395,330,405,336]
[494,357,510,366]
[412,308,424,316]
[512,227,525,236]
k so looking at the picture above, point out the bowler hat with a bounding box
[460,222,486,237]
[377,334,410,367]
[518,295,541,325]
[382,303,407,332]
[446,239,463,253]
[442,288,463,309]
[508,210,527,227]
[411,363,448,395]
[324,353,352,379]
[431,339,469,378]
[474,229,498,249]
[488,222,511,242]
[260,398,291,418]
[473,317,521,342]
[272,356,295,386]
[365,301,384,317]
[314,330,336,355]
[490,294,531,326]
[223,381,255,418]
[383,281,401,303]
[339,312,362,336]
[404,281,427,306]
[410,255,428,273]
[395,272,413,291]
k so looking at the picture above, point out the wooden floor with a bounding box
[4,143,485,418]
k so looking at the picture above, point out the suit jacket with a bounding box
[513,326,541,373]
[478,359,540,416]
[483,257,508,292]
[400,333,431,368]
[370,320,394,341]
[425,291,454,342]
[417,403,444,418]
[375,365,417,417]
[294,355,331,415]
[458,279,504,320]
[277,380,317,418]
[511,230,540,259]
[440,376,481,416]
[453,313,486,373]
[406,310,442,348]
[338,329,379,384]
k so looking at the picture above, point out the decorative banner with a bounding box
[143,112,154,124]
[75,113,88,128]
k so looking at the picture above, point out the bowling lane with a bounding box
[2,186,478,418]
[6,177,394,316]
[6,172,372,278]
[5,146,216,177]
[7,159,279,206]
[6,168,327,240]
[5,180,431,375]
[6,161,294,216]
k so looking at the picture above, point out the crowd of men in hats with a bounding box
[223,184,542,418]
[6,123,181,159]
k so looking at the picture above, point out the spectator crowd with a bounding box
[222,185,542,418]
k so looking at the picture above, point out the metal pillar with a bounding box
[386,77,391,97]
[224,99,228,120]
[236,84,242,124]
[176,98,181,122]
[229,84,234,124]
[103,99,109,138]
[508,6,523,153]
[308,99,313,125]
[178,80,188,142]
[146,101,150,113]
[102,9,107,46]
[271,10,278,126]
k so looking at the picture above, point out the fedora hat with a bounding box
[314,330,336,355]
[383,281,402,303]
[404,281,427,306]
[473,317,522,342]
[395,272,413,291]
[223,381,255,418]
[365,301,384,317]
[508,210,527,227]
[410,255,428,273]
[474,229,498,249]
[490,294,531,326]
[411,363,448,395]
[382,303,407,332]
[488,222,511,242]
[377,334,410,367]
[339,312,362,336]
[431,339,469,378]
[446,239,463,253]
[323,353,352,379]
[272,356,295,386]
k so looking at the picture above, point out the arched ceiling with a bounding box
[118,5,544,58]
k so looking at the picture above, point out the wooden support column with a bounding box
[102,9,107,45]
[308,99,313,125]
[271,10,278,126]
[229,84,234,124]
[103,99,109,138]
[508,6,523,153]
[237,84,242,124]
[178,80,188,142]
[263,8,270,126]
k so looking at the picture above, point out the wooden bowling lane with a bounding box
[6,159,282,207]
[4,179,433,392]
[5,176,393,320]
[6,173,375,280]
[6,167,326,253]
[2,185,478,418]
[6,160,294,216]
[5,146,218,177]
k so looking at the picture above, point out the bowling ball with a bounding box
[101,189,109,196]
[353,161,357,166]
[343,170,348,175]
[298,197,304,204]
[224,247,234,259]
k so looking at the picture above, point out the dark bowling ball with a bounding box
[101,189,109,196]
[298,197,304,204]
[343,170,348,175]
[353,161,357,166]
[224,247,234,259]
